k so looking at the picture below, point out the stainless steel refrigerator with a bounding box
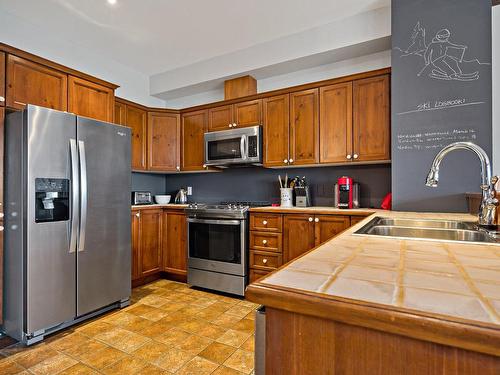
[3,105,131,345]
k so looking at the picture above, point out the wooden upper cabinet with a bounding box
[208,105,233,132]
[314,215,350,246]
[353,74,390,162]
[114,101,127,126]
[320,82,353,163]
[131,211,140,281]
[283,214,315,263]
[0,52,5,106]
[290,89,319,165]
[68,75,114,122]
[139,209,162,278]
[233,99,262,128]
[182,109,208,171]
[126,105,147,171]
[162,210,187,275]
[263,94,289,167]
[6,55,67,111]
[148,112,180,171]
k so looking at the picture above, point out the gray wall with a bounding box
[131,173,167,195]
[391,0,492,212]
[164,165,391,208]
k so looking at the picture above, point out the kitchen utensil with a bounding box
[175,188,188,204]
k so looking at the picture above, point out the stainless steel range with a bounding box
[185,201,268,296]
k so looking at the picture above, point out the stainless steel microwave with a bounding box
[204,125,262,167]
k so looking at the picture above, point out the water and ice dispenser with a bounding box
[34,178,70,223]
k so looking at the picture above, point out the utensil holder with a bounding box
[280,188,294,207]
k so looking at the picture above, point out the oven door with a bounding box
[187,218,247,276]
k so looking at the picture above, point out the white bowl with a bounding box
[155,195,171,204]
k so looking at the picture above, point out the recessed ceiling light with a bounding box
[107,0,117,5]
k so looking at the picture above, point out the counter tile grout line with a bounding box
[443,243,500,324]
[393,240,407,306]
[316,238,368,294]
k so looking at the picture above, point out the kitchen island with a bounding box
[246,211,500,374]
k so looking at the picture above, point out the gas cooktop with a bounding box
[185,201,270,219]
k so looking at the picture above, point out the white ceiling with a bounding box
[0,0,390,76]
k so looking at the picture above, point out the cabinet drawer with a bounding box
[250,213,282,232]
[250,250,282,270]
[249,268,271,283]
[250,231,282,252]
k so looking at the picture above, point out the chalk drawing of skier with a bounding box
[418,29,478,81]
[394,22,488,81]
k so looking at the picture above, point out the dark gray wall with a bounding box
[391,0,492,212]
[164,165,391,208]
[132,172,167,195]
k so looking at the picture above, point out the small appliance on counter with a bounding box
[175,188,188,204]
[292,176,311,207]
[334,176,360,209]
[132,191,152,205]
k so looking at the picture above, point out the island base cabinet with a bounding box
[265,308,499,375]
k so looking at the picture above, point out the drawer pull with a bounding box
[314,217,319,223]
[262,259,268,264]
[262,220,268,225]
[308,217,313,222]
[262,239,267,245]
[0,96,5,102]
[135,212,140,218]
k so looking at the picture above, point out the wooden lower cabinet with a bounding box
[162,210,187,276]
[0,107,4,323]
[283,214,316,263]
[0,52,5,106]
[68,75,114,122]
[250,268,270,283]
[131,211,141,281]
[350,215,368,226]
[314,215,350,246]
[138,209,162,277]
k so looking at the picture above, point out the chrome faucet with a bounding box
[426,142,499,227]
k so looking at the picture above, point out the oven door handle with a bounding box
[187,218,242,225]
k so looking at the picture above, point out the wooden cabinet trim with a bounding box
[263,94,290,167]
[290,88,319,165]
[138,209,162,278]
[250,231,282,253]
[0,52,5,106]
[250,213,283,232]
[126,105,147,171]
[68,75,114,122]
[208,104,233,132]
[181,109,208,171]
[250,250,282,271]
[233,99,262,128]
[147,111,181,171]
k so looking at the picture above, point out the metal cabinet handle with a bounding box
[289,158,294,163]
[283,159,289,164]
[262,259,268,264]
[346,154,352,160]
[353,154,359,159]
[0,225,4,232]
[233,123,237,127]
[0,96,5,102]
[262,239,267,244]
[263,220,268,225]
[176,166,180,171]
[229,124,233,128]
[308,217,313,222]
[314,217,319,223]
[203,164,207,168]
[14,100,27,106]
[135,212,140,218]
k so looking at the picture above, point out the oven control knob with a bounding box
[262,240,267,245]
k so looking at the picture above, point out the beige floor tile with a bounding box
[196,323,228,340]
[61,339,108,359]
[10,345,58,369]
[138,363,172,375]
[132,341,171,363]
[78,346,126,370]
[119,316,158,334]
[216,330,252,348]
[154,328,192,346]
[177,356,219,375]
[199,342,237,364]
[177,318,210,333]
[57,363,98,375]
[232,319,255,334]
[212,313,243,328]
[47,333,90,353]
[101,356,146,375]
[158,302,187,313]
[139,295,170,308]
[197,307,225,321]
[240,336,255,352]
[225,306,254,319]
[77,321,115,338]
[127,304,158,317]
[177,335,213,355]
[224,349,254,374]
[155,348,194,373]
[105,331,150,353]
[105,311,146,326]
[28,353,78,375]
[138,320,175,338]
[213,366,245,375]
[0,359,26,375]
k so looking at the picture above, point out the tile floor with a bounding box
[0,279,258,374]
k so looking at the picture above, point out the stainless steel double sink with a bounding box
[354,217,499,244]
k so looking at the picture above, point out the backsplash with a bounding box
[164,165,391,208]
[132,173,167,195]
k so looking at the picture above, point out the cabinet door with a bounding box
[314,215,350,246]
[131,211,141,281]
[208,105,233,132]
[283,215,315,263]
[68,76,114,122]
[353,75,390,162]
[148,112,180,171]
[6,55,67,110]
[0,107,3,323]
[163,210,187,275]
[319,82,353,163]
[263,94,289,167]
[0,52,5,106]
[139,209,162,277]
[114,101,127,126]
[290,89,319,165]
[182,110,208,171]
[127,105,147,171]
[350,215,368,226]
[234,99,262,128]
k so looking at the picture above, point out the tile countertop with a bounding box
[245,210,500,356]
[131,204,188,210]
[249,206,379,216]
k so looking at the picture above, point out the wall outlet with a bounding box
[187,186,193,195]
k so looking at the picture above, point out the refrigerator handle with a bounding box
[78,140,88,252]
[69,139,79,253]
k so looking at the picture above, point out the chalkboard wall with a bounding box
[391,0,492,212]
[164,165,391,208]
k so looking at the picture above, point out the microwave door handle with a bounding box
[241,135,247,160]
[69,139,79,253]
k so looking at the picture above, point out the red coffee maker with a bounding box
[334,176,360,209]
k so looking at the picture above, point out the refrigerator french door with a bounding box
[3,105,131,344]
